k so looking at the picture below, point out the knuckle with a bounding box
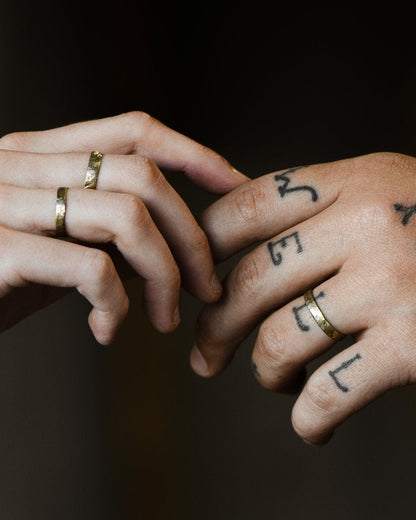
[304,377,336,414]
[118,193,150,227]
[256,324,287,367]
[353,151,415,184]
[231,183,266,224]
[85,249,115,283]
[124,110,158,140]
[231,255,263,297]
[366,151,413,172]
[0,131,27,150]
[132,154,165,190]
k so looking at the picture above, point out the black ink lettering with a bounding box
[293,291,324,331]
[394,203,416,226]
[328,353,362,393]
[268,231,303,266]
[274,166,318,202]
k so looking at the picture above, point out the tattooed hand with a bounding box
[190,152,416,445]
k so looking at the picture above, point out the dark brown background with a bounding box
[1,2,416,519]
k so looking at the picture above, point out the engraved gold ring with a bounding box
[303,288,343,340]
[56,186,69,237]
[84,150,103,189]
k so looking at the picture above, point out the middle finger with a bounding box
[0,150,221,303]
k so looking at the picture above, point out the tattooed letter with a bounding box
[293,291,324,331]
[394,203,416,226]
[268,232,303,266]
[328,354,362,393]
[274,166,318,202]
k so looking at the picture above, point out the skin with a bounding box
[0,111,248,343]
[192,151,416,445]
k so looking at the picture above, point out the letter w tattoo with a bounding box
[274,166,318,202]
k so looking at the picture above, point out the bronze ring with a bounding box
[56,186,69,237]
[303,288,343,340]
[84,150,103,189]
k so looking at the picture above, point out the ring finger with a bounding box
[251,270,373,392]
[0,184,181,333]
[0,150,221,302]
[192,205,350,376]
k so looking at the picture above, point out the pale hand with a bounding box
[0,111,248,343]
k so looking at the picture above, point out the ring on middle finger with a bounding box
[84,150,103,189]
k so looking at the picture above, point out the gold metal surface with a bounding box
[56,186,68,237]
[84,150,103,189]
[303,288,343,340]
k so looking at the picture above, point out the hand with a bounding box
[192,152,416,445]
[0,111,248,343]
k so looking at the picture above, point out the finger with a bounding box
[199,159,352,261]
[251,271,371,392]
[291,326,411,445]
[0,185,181,333]
[0,111,249,193]
[0,152,222,302]
[0,226,129,345]
[192,205,348,377]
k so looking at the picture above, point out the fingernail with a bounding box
[231,166,250,181]
[190,344,210,377]
[211,272,223,295]
[251,359,261,377]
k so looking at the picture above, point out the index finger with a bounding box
[199,158,356,261]
[0,111,249,194]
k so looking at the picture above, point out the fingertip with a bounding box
[230,166,251,184]
[297,431,334,447]
[151,305,181,334]
[88,309,119,346]
[190,344,212,377]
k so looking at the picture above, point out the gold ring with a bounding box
[56,187,69,237]
[303,288,343,340]
[84,150,103,189]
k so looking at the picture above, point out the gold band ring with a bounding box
[56,187,69,237]
[303,288,343,340]
[84,150,103,189]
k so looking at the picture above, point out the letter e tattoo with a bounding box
[268,231,303,266]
